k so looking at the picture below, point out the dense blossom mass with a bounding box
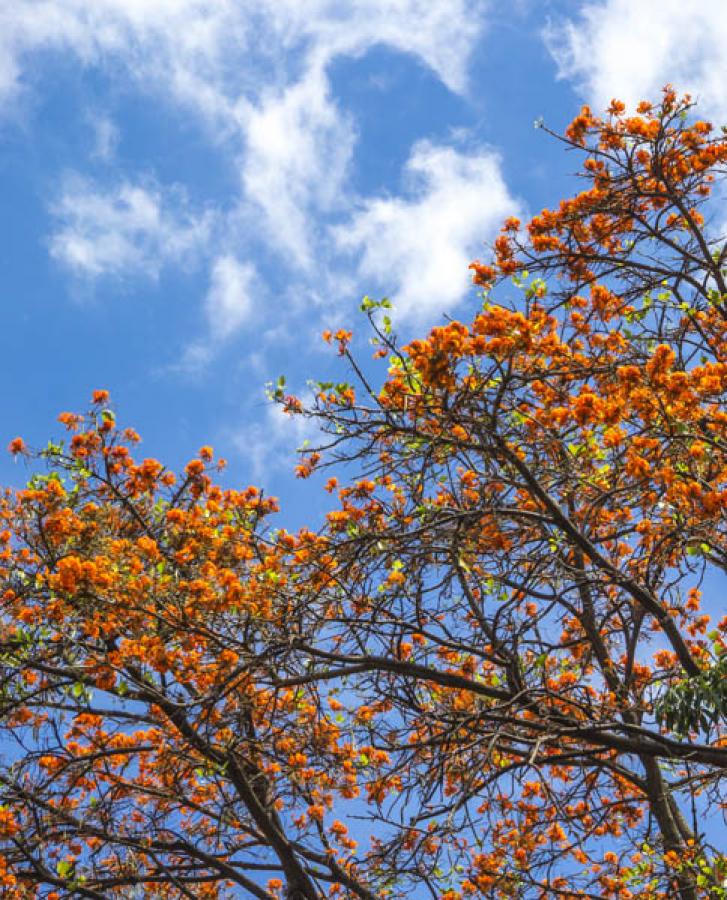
[0,90,725,898]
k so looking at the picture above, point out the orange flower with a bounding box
[185,459,205,477]
[653,650,676,668]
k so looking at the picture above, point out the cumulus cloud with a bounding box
[545,0,727,121]
[49,175,211,279]
[333,141,518,321]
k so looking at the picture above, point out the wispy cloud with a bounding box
[89,114,119,162]
[7,0,514,369]
[205,255,256,339]
[241,63,354,268]
[49,175,212,279]
[170,255,260,374]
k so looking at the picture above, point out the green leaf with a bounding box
[56,861,74,878]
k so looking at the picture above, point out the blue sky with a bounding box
[2,0,725,514]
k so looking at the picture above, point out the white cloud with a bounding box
[205,255,256,339]
[89,114,119,162]
[242,64,354,268]
[0,1,244,119]
[546,1,727,122]
[5,0,515,379]
[235,1,490,263]
[1,0,492,277]
[332,141,518,321]
[258,0,487,95]
[49,175,211,279]
[170,256,259,373]
[0,1,487,110]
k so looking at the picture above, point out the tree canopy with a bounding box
[1,88,725,899]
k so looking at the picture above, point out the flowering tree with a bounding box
[0,90,725,899]
[1,407,374,899]
[287,88,727,899]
